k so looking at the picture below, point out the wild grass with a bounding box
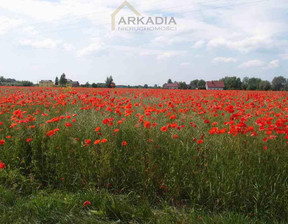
[0,87,287,223]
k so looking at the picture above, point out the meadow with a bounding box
[0,87,287,223]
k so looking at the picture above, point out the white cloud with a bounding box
[239,59,265,68]
[78,43,105,57]
[19,38,73,51]
[0,16,22,35]
[22,26,38,36]
[207,36,274,53]
[280,52,288,60]
[192,40,205,49]
[265,59,280,69]
[181,62,190,66]
[212,57,237,63]
[157,51,184,60]
[19,38,59,48]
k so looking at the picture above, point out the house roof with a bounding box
[165,83,179,87]
[206,81,224,88]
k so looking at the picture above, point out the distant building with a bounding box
[206,81,225,90]
[6,78,16,83]
[66,79,73,87]
[164,83,179,89]
[39,80,54,87]
[72,81,79,87]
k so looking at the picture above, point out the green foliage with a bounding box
[272,76,287,91]
[221,76,242,90]
[178,81,188,89]
[197,79,206,89]
[55,77,59,86]
[247,77,262,90]
[59,73,67,86]
[105,76,115,88]
[259,80,271,91]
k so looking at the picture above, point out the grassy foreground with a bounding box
[0,187,271,223]
[0,87,288,223]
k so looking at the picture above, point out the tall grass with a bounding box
[0,87,287,222]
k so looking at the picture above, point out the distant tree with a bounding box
[21,81,33,86]
[154,84,158,88]
[144,84,148,88]
[197,79,206,89]
[105,76,115,88]
[272,76,286,91]
[259,80,271,91]
[178,81,188,89]
[221,76,242,90]
[190,80,199,89]
[0,76,5,82]
[242,77,249,90]
[167,79,172,84]
[247,77,262,90]
[55,77,59,86]
[91,83,97,88]
[59,73,67,86]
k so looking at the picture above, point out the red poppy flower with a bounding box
[0,139,5,145]
[101,139,108,143]
[144,121,151,129]
[94,140,100,145]
[26,138,33,143]
[65,122,72,127]
[84,139,91,145]
[122,141,127,146]
[161,126,168,132]
[46,130,55,137]
[83,201,91,206]
[197,139,204,144]
[0,160,6,169]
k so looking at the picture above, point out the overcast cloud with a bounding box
[0,0,287,85]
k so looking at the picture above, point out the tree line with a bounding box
[0,76,33,86]
[170,76,287,91]
[55,74,116,88]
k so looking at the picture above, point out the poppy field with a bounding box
[0,87,288,223]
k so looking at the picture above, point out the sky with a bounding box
[0,0,287,86]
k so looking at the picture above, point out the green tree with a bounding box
[167,79,172,84]
[105,76,115,88]
[91,83,97,88]
[247,77,262,90]
[59,73,67,86]
[55,77,59,86]
[197,79,206,89]
[221,76,242,90]
[178,82,188,89]
[259,80,271,91]
[272,76,286,91]
[144,84,148,88]
[190,80,199,89]
[241,77,249,90]
[21,81,33,86]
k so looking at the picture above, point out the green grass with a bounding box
[0,186,272,224]
[0,88,288,223]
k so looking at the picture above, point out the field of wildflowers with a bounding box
[0,87,287,223]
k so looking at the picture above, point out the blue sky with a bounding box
[0,0,287,85]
